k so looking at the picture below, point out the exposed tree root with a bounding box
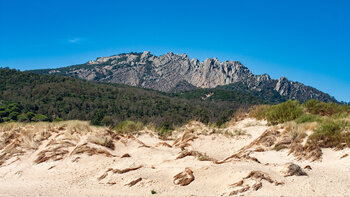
[173,168,194,186]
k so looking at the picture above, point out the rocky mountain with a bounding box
[32,51,336,102]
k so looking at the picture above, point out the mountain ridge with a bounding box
[30,51,337,103]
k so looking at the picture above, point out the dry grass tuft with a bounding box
[155,142,172,148]
[88,135,115,150]
[340,153,348,159]
[71,143,115,157]
[173,168,194,186]
[229,170,284,195]
[176,150,201,159]
[107,165,143,174]
[121,153,131,158]
[98,165,143,181]
[176,150,214,161]
[248,105,270,120]
[282,162,307,177]
[125,177,142,187]
[35,147,70,164]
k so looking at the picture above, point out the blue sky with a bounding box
[0,0,349,102]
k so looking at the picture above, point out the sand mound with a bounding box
[0,119,349,196]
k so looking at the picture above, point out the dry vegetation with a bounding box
[0,103,350,196]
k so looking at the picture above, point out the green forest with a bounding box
[2,68,347,130]
[0,68,267,128]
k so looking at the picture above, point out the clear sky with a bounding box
[0,0,349,102]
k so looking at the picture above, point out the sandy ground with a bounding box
[0,118,349,196]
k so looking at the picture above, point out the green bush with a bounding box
[156,121,174,136]
[295,114,323,124]
[266,100,303,125]
[100,116,114,126]
[304,99,344,116]
[26,112,35,121]
[308,120,350,148]
[216,109,234,127]
[33,114,49,122]
[53,118,64,122]
[114,120,144,134]
[8,111,20,121]
[17,114,29,122]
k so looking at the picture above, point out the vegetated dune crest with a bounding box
[0,119,349,196]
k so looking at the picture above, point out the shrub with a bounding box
[216,109,234,127]
[17,114,29,122]
[331,112,349,119]
[304,99,343,116]
[308,120,350,148]
[156,120,174,136]
[33,114,49,122]
[266,100,303,125]
[100,116,114,126]
[114,120,144,134]
[248,105,270,120]
[232,108,247,122]
[197,153,211,161]
[26,112,35,121]
[8,111,20,121]
[295,114,323,124]
[53,118,64,122]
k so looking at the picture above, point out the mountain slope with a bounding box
[0,68,269,126]
[31,51,337,103]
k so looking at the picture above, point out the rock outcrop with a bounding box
[33,51,336,102]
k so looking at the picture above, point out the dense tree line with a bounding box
[170,82,287,105]
[0,68,268,128]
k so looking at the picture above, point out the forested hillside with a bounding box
[0,68,268,128]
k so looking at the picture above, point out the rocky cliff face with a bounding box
[37,51,336,102]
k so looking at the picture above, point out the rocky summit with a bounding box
[33,51,336,102]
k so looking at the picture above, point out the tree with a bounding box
[33,114,49,122]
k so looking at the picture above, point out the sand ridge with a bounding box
[0,119,349,196]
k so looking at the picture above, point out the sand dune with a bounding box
[0,119,349,196]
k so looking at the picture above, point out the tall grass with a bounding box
[114,120,144,134]
[248,105,270,120]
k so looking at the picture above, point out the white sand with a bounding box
[0,118,349,196]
